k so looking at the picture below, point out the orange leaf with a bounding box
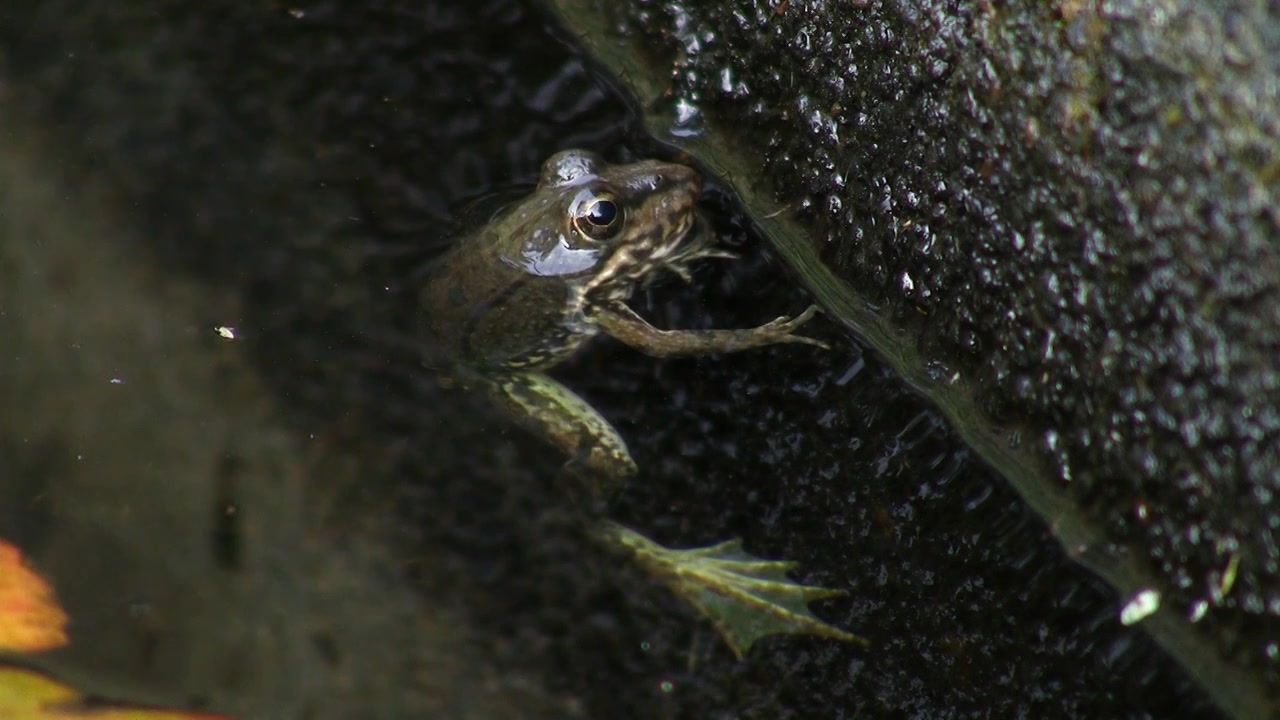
[0,542,69,653]
[0,664,232,719]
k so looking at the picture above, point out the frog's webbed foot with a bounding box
[602,522,866,658]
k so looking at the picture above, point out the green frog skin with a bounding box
[420,149,865,657]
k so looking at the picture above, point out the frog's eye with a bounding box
[573,196,624,240]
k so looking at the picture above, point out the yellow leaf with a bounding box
[0,664,231,719]
[0,541,69,653]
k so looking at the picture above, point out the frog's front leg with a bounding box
[586,302,829,356]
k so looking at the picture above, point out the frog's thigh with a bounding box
[483,371,637,486]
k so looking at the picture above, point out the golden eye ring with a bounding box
[572,195,624,240]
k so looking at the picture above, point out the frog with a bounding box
[420,149,866,658]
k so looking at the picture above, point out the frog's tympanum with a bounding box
[421,149,866,657]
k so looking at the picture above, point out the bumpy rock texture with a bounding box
[551,0,1280,714]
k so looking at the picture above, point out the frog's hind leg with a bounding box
[598,522,867,658]
[480,370,637,501]
[479,370,863,657]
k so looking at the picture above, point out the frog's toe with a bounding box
[784,333,831,350]
[760,304,828,348]
[791,303,824,322]
[603,522,866,659]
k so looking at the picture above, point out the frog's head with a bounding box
[505,149,702,300]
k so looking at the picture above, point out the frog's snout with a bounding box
[662,163,703,201]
